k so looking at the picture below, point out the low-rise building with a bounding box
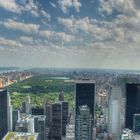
[2,132,38,140]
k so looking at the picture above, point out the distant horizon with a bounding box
[1,66,140,72]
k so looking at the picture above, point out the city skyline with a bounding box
[0,0,140,69]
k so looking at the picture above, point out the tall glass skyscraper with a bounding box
[125,84,140,129]
[75,80,95,140]
[0,89,12,139]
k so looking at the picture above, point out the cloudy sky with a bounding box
[0,0,140,69]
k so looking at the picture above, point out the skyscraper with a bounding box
[108,86,122,140]
[133,114,140,134]
[12,110,20,131]
[16,115,34,133]
[66,124,75,140]
[25,96,31,114]
[34,115,46,140]
[31,107,44,115]
[75,80,95,140]
[125,84,140,129]
[0,89,12,139]
[76,105,93,140]
[44,101,52,140]
[62,101,69,136]
[21,96,31,114]
[59,91,64,101]
[52,103,62,140]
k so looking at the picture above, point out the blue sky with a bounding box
[0,0,140,69]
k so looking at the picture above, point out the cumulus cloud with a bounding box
[50,2,56,8]
[0,0,51,20]
[58,17,113,41]
[0,0,21,13]
[58,17,89,32]
[40,10,51,20]
[58,0,82,13]
[20,36,34,44]
[22,0,39,16]
[99,0,140,16]
[39,30,53,38]
[39,30,74,42]
[56,32,75,42]
[0,37,23,48]
[0,19,40,34]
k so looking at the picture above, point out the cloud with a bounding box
[50,2,56,8]
[22,0,51,19]
[58,17,74,31]
[58,17,113,41]
[55,32,75,42]
[39,30,52,38]
[0,37,23,48]
[20,36,34,44]
[0,0,51,20]
[39,30,74,42]
[22,0,39,17]
[58,0,82,13]
[0,0,21,13]
[40,10,51,20]
[57,16,89,32]
[0,19,40,34]
[99,0,139,16]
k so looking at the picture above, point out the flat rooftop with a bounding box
[3,132,38,140]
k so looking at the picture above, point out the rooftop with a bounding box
[3,132,38,140]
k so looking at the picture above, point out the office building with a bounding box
[75,80,95,140]
[21,96,31,114]
[0,89,12,139]
[125,84,140,129]
[15,115,34,133]
[76,105,93,140]
[59,91,64,101]
[34,115,46,140]
[133,114,140,134]
[62,101,69,136]
[25,96,31,114]
[108,86,122,140]
[52,102,62,140]
[32,107,44,115]
[21,102,26,113]
[66,124,75,140]
[44,101,52,140]
[12,110,20,131]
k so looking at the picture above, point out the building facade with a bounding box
[0,89,12,139]
[75,80,95,140]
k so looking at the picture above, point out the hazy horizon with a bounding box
[0,0,140,70]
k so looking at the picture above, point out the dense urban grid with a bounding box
[1,68,140,140]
